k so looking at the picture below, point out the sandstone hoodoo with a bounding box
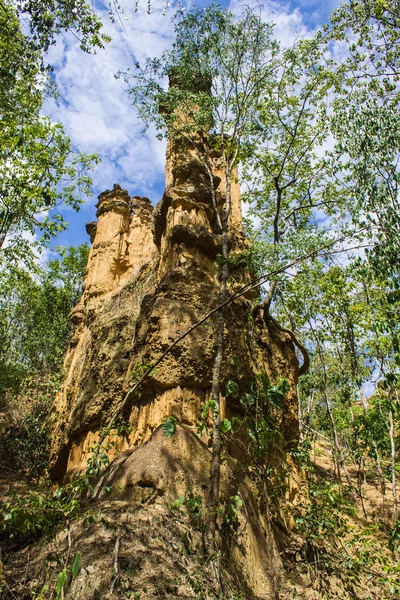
[46,132,301,596]
[50,143,300,479]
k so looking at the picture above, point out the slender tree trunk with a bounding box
[354,388,367,518]
[208,299,226,542]
[263,280,277,314]
[263,477,280,600]
[0,209,13,250]
[374,444,386,499]
[360,388,386,499]
[354,451,368,519]
[349,401,354,422]
[207,164,231,544]
[388,406,398,522]
[323,385,353,489]
[297,384,303,442]
[310,322,354,490]
[306,391,314,420]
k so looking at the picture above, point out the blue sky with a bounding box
[44,0,342,253]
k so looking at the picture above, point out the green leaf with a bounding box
[226,380,239,397]
[162,416,176,437]
[260,373,271,395]
[242,392,255,406]
[219,418,232,433]
[71,551,81,580]
[231,495,242,507]
[55,569,67,599]
[277,377,290,396]
[172,496,186,509]
[248,429,257,443]
[267,387,284,408]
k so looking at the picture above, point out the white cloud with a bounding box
[229,0,311,43]
[43,1,176,219]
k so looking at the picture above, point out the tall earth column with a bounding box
[49,141,300,598]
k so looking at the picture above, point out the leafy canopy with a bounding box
[0,1,98,269]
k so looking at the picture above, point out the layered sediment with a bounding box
[48,140,300,598]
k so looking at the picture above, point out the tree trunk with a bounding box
[263,477,280,600]
[0,209,13,250]
[324,386,353,490]
[208,303,226,543]
[388,406,398,523]
[324,386,352,488]
[297,384,303,442]
[207,164,231,543]
[310,321,353,490]
[360,388,386,499]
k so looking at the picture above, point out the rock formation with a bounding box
[48,137,300,598]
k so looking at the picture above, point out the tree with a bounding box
[244,0,399,399]
[278,249,400,519]
[238,0,400,538]
[0,244,88,475]
[12,0,108,53]
[0,244,89,399]
[242,39,339,322]
[246,0,399,320]
[326,0,400,279]
[0,1,98,269]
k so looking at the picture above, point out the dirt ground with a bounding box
[1,439,398,600]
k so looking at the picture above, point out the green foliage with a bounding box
[32,585,49,599]
[285,258,400,496]
[219,418,231,434]
[389,519,400,554]
[287,436,400,594]
[226,380,239,398]
[53,551,81,600]
[329,0,400,83]
[289,437,313,470]
[294,481,354,545]
[219,374,290,483]
[0,428,116,543]
[197,398,217,437]
[70,551,81,580]
[130,360,154,383]
[55,569,67,600]
[0,489,80,540]
[0,245,88,399]
[352,395,395,463]
[123,3,280,179]
[324,0,400,280]
[0,1,98,269]
[223,495,242,530]
[235,375,290,460]
[3,392,52,478]
[172,487,202,526]
[162,416,177,437]
[0,245,88,478]
[14,0,108,53]
[242,33,338,292]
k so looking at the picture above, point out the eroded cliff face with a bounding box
[48,140,300,598]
